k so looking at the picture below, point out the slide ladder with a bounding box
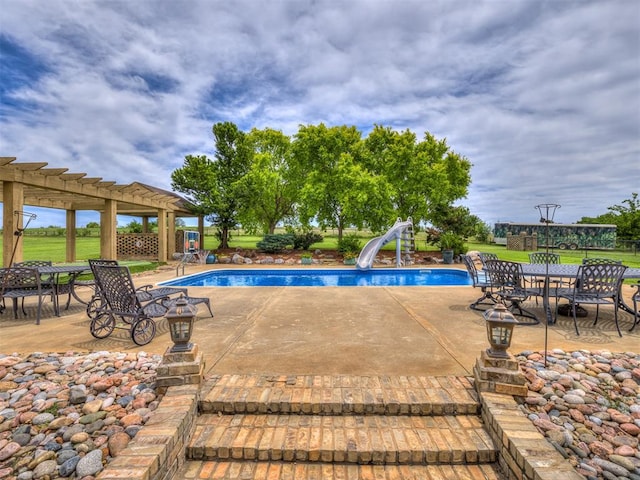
[356,217,414,270]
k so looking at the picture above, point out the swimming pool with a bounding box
[159,268,471,287]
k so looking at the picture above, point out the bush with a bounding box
[292,231,324,250]
[257,233,295,253]
[337,234,362,255]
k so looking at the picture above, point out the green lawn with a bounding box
[2,233,637,269]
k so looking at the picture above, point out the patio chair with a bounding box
[483,259,542,325]
[582,258,622,265]
[89,264,168,345]
[0,267,58,325]
[461,254,497,311]
[630,283,639,332]
[478,252,498,267]
[86,260,211,318]
[528,252,566,304]
[13,260,56,313]
[85,259,120,318]
[556,263,628,336]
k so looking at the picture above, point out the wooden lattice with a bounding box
[117,233,158,259]
[506,232,537,251]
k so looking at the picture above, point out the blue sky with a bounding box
[1,0,639,229]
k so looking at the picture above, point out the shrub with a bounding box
[292,231,324,250]
[257,233,295,253]
[337,234,362,255]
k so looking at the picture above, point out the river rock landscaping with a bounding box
[0,351,162,480]
[0,348,638,479]
[517,349,640,480]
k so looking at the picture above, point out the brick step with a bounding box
[187,413,497,465]
[200,374,480,416]
[177,460,504,479]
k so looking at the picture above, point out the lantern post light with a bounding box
[165,296,197,353]
[483,303,518,359]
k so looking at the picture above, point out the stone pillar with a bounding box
[156,343,205,395]
[473,350,527,397]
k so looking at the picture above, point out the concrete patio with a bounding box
[1,264,638,375]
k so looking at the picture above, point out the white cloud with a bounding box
[0,0,638,229]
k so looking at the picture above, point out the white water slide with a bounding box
[356,218,413,270]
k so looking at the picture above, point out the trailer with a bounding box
[493,223,616,250]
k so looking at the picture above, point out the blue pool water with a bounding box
[159,268,471,287]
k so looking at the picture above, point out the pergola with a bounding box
[1,157,202,266]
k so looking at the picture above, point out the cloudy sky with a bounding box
[1,0,638,230]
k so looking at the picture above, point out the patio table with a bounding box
[37,264,92,313]
[520,263,640,325]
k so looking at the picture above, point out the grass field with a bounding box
[1,231,638,269]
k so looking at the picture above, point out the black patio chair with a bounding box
[630,283,639,332]
[89,264,168,345]
[478,252,498,267]
[0,267,58,325]
[86,260,208,318]
[556,263,628,337]
[483,259,542,325]
[461,254,497,311]
[13,260,57,313]
[527,252,567,304]
[582,258,622,265]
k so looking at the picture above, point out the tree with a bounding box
[293,124,393,240]
[235,128,301,234]
[171,122,251,249]
[364,125,472,227]
[579,193,640,241]
[86,221,99,229]
[126,219,143,233]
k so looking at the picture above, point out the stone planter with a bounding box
[343,258,356,265]
[301,257,313,265]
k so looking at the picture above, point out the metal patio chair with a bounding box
[483,259,542,325]
[461,254,497,311]
[0,267,58,325]
[582,258,622,265]
[527,252,567,304]
[89,264,168,345]
[86,260,208,318]
[478,252,498,267]
[556,263,628,337]
[630,283,640,332]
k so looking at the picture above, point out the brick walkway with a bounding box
[176,374,504,479]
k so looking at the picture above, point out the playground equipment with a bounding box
[356,218,414,270]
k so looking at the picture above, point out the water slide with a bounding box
[356,218,413,270]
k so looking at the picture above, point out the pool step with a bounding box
[173,374,501,479]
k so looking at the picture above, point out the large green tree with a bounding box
[293,124,393,240]
[364,125,472,227]
[171,122,251,249]
[235,128,301,234]
[579,192,640,241]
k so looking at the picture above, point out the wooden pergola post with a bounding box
[2,181,24,266]
[167,211,176,258]
[157,208,167,262]
[101,200,117,260]
[66,210,77,262]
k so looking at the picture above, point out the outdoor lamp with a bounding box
[165,296,197,353]
[483,303,517,359]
